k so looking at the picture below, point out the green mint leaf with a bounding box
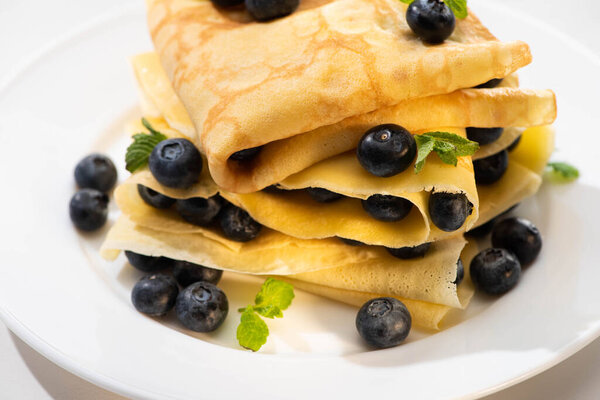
[414,135,435,174]
[445,0,468,19]
[547,162,579,182]
[254,305,283,319]
[433,141,458,166]
[398,0,413,3]
[236,306,269,352]
[125,119,168,173]
[254,278,295,312]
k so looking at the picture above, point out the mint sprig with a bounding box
[547,162,579,182]
[236,278,295,351]
[414,131,479,173]
[125,118,168,173]
[399,0,468,19]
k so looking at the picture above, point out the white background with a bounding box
[1,0,599,398]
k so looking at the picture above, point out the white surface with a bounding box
[1,0,600,399]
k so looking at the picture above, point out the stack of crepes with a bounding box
[101,0,557,330]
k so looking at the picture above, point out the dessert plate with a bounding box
[1,1,600,399]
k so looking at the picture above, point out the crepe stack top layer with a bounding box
[146,0,535,192]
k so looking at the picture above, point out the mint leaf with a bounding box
[237,306,269,352]
[547,162,579,182]
[433,141,458,166]
[125,118,168,173]
[414,135,435,173]
[445,0,468,19]
[414,132,478,173]
[398,0,413,3]
[254,278,295,313]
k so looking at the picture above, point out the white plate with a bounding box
[1,1,600,399]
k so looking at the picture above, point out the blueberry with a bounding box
[470,248,521,295]
[69,189,109,231]
[356,297,411,349]
[245,0,299,21]
[211,0,244,7]
[428,192,472,232]
[466,127,504,145]
[475,78,504,89]
[173,261,223,287]
[176,195,224,227]
[362,194,413,222]
[386,242,431,259]
[454,259,464,285]
[474,150,509,185]
[338,237,364,246]
[466,217,496,238]
[507,135,522,152]
[492,217,542,266]
[406,0,455,44]
[148,138,203,189]
[220,205,262,242]
[229,146,262,162]
[131,274,179,316]
[74,153,117,192]
[357,124,416,177]
[137,184,175,209]
[125,251,175,273]
[175,282,228,332]
[306,187,343,203]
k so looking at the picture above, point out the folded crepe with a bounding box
[146,0,537,192]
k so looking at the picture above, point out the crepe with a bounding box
[147,0,537,192]
[473,127,523,160]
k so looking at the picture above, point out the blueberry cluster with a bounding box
[127,252,229,332]
[211,0,299,22]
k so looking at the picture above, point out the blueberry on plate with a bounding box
[465,217,496,238]
[466,127,504,145]
[474,150,509,185]
[229,146,263,162]
[125,251,175,273]
[362,194,413,222]
[338,237,364,246]
[176,282,229,332]
[406,0,455,44]
[306,187,343,203]
[220,205,262,242]
[357,124,416,178]
[245,0,300,22]
[173,261,223,287]
[137,184,175,209]
[387,242,431,259]
[176,195,224,227]
[210,0,244,7]
[454,259,464,285]
[475,78,503,89]
[148,138,203,189]
[131,274,179,316]
[69,189,109,231]
[74,153,117,192]
[470,248,521,295]
[492,217,542,266]
[356,297,411,349]
[428,192,472,232]
[507,135,522,152]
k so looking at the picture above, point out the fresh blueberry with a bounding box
[137,184,175,209]
[131,274,179,316]
[306,187,343,203]
[125,251,175,273]
[357,124,416,178]
[176,195,224,227]
[175,282,229,332]
[245,0,299,21]
[406,0,455,44]
[173,261,223,287]
[69,189,109,231]
[470,248,521,295]
[211,0,244,7]
[507,135,522,152]
[148,138,203,189]
[356,297,411,349]
[492,217,542,266]
[229,146,262,162]
[466,217,496,238]
[474,150,509,185]
[338,237,364,246]
[386,242,431,259]
[220,205,262,242]
[74,153,117,192]
[428,192,472,232]
[466,127,504,145]
[454,259,464,285]
[475,78,504,89]
[362,194,413,222]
